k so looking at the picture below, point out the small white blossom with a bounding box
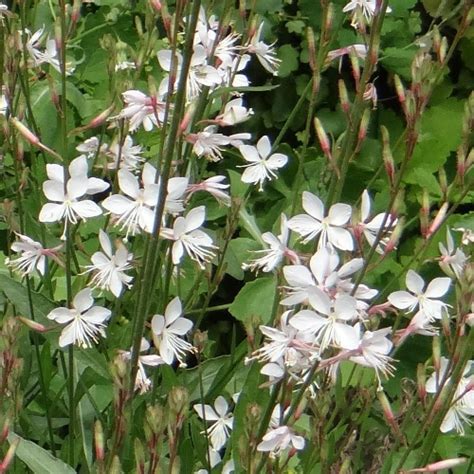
[84,230,133,297]
[193,396,234,451]
[388,270,451,320]
[439,229,468,279]
[161,206,216,269]
[288,192,353,251]
[107,135,144,171]
[239,136,287,191]
[247,23,281,75]
[215,98,254,126]
[257,426,305,457]
[151,296,195,366]
[120,338,164,394]
[186,175,231,206]
[47,288,111,348]
[343,0,392,28]
[6,233,61,276]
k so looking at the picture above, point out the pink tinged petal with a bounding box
[266,153,288,170]
[256,135,272,158]
[361,190,371,222]
[388,291,418,310]
[425,277,451,298]
[43,180,65,202]
[59,323,77,347]
[172,241,184,264]
[46,163,64,182]
[69,156,88,177]
[165,297,182,325]
[308,288,331,315]
[98,229,113,258]
[338,258,364,278]
[406,270,425,295]
[102,195,135,214]
[82,306,111,324]
[327,226,354,251]
[302,191,324,220]
[169,318,193,335]
[283,265,314,287]
[118,169,140,198]
[72,200,102,219]
[290,309,326,332]
[334,323,360,349]
[214,396,229,417]
[67,177,88,200]
[48,307,75,324]
[185,206,206,231]
[151,314,165,336]
[87,177,110,195]
[39,203,65,222]
[239,144,260,163]
[328,203,352,226]
[73,288,94,312]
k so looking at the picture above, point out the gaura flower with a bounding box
[257,426,305,457]
[215,98,254,126]
[151,296,195,366]
[193,396,234,451]
[238,135,287,191]
[84,229,133,297]
[288,191,353,250]
[47,288,111,348]
[247,22,281,76]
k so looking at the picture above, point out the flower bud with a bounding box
[432,336,441,373]
[109,455,122,474]
[420,190,430,238]
[11,118,40,146]
[134,438,146,474]
[146,404,166,437]
[439,37,448,63]
[381,126,395,186]
[349,49,360,87]
[0,436,19,472]
[17,316,48,333]
[71,0,81,25]
[168,386,189,418]
[307,27,316,72]
[0,417,10,444]
[438,167,448,198]
[323,3,335,40]
[394,74,406,105]
[314,117,332,159]
[94,420,105,462]
[417,363,426,404]
[407,457,467,472]
[149,0,162,11]
[384,217,404,254]
[357,108,371,145]
[426,202,448,239]
[338,79,350,114]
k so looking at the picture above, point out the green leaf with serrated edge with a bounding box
[229,276,277,325]
[8,433,76,474]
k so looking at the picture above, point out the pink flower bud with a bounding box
[407,457,467,472]
[426,202,448,239]
[17,317,48,333]
[94,420,105,461]
[149,0,162,11]
[314,117,332,158]
[338,79,350,114]
[11,118,40,146]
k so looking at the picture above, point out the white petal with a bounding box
[39,203,65,222]
[73,288,94,312]
[69,156,88,177]
[72,200,102,219]
[424,277,451,298]
[328,203,352,226]
[118,169,140,198]
[43,180,65,202]
[82,306,111,323]
[361,190,371,222]
[406,270,425,295]
[214,396,229,417]
[185,206,205,232]
[388,291,418,310]
[172,241,184,265]
[165,297,182,325]
[290,309,326,332]
[283,265,313,287]
[302,191,324,220]
[256,135,272,158]
[307,288,331,315]
[151,314,165,336]
[102,195,134,215]
[327,226,354,251]
[98,229,113,258]
[239,144,260,163]
[266,153,288,170]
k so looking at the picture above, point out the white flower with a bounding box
[120,338,164,394]
[39,173,104,239]
[238,136,287,191]
[186,126,250,162]
[161,206,216,269]
[326,44,368,64]
[186,176,231,206]
[76,136,103,158]
[193,396,234,451]
[288,192,353,250]
[107,135,144,171]
[215,98,254,126]
[117,90,166,132]
[47,288,111,348]
[0,93,8,116]
[355,190,397,253]
[439,229,468,279]
[84,230,133,297]
[6,233,61,276]
[343,0,392,28]
[290,291,360,352]
[257,426,305,457]
[426,358,474,434]
[388,270,451,319]
[151,296,194,366]
[243,214,299,272]
[247,23,281,75]
[349,326,395,381]
[102,163,160,237]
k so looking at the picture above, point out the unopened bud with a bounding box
[323,4,335,41]
[441,310,451,339]
[149,0,162,11]
[439,37,448,63]
[314,117,332,158]
[94,420,105,461]
[70,104,115,135]
[134,438,146,474]
[179,104,196,133]
[71,0,81,24]
[426,202,448,239]
[349,49,360,86]
[417,363,426,403]
[338,80,350,114]
[11,118,41,146]
[109,455,122,474]
[17,316,48,333]
[358,108,370,144]
[54,22,61,56]
[432,336,441,373]
[406,457,467,472]
[0,436,20,472]
[307,28,316,71]
[193,329,208,352]
[377,390,395,423]
[146,404,165,436]
[438,167,448,198]
[432,27,441,55]
[384,218,404,254]
[169,386,189,417]
[369,37,379,66]
[420,190,430,237]
[381,126,395,186]
[1,418,10,443]
[394,75,406,105]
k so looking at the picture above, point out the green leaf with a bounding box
[277,45,299,78]
[229,276,277,325]
[8,433,76,474]
[223,238,261,280]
